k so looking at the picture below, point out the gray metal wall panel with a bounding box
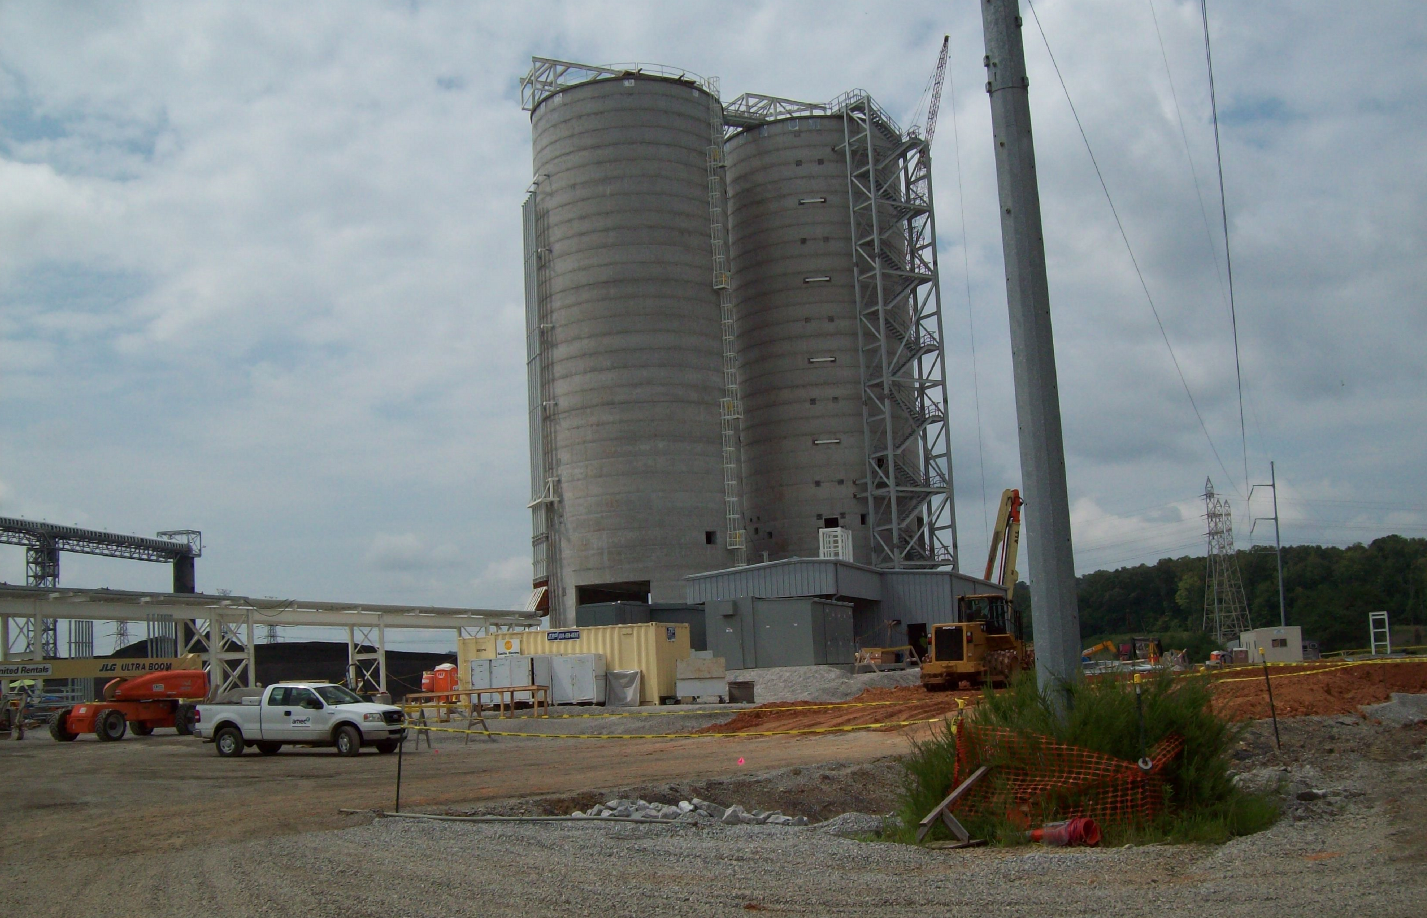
[821,600,856,664]
[686,558,886,603]
[705,599,744,669]
[752,599,816,668]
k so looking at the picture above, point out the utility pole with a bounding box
[1250,461,1287,627]
[980,0,1081,704]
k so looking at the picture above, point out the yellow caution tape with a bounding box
[400,715,950,741]
[399,697,950,720]
[1210,656,1424,685]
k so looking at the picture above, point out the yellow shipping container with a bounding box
[458,623,691,705]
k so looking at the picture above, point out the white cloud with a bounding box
[364,532,460,572]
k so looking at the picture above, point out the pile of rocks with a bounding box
[571,797,810,827]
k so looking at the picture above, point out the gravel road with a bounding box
[3,716,1422,918]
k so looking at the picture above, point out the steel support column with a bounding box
[346,624,386,695]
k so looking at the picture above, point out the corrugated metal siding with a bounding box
[880,571,1006,627]
[685,558,881,602]
[459,623,690,704]
[686,561,1005,647]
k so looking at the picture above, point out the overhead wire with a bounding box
[945,39,992,547]
[1146,0,1230,312]
[1199,0,1252,490]
[1024,0,1242,497]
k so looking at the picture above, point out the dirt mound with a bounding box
[698,685,976,735]
[1211,661,1427,720]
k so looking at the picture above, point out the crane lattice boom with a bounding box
[924,35,950,148]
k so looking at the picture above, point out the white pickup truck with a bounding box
[194,683,405,757]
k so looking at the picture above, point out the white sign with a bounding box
[496,637,521,656]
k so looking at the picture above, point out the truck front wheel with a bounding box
[256,741,281,755]
[95,709,127,742]
[375,739,398,754]
[215,726,244,757]
[334,724,362,757]
[131,722,154,736]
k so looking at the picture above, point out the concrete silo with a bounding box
[724,115,870,562]
[520,61,738,625]
[724,92,956,570]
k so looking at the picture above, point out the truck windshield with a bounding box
[314,685,365,706]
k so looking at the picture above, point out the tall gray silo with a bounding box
[724,93,956,570]
[725,115,871,562]
[520,60,736,625]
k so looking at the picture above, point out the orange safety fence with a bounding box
[950,722,1184,829]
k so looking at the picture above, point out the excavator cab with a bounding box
[957,593,1024,641]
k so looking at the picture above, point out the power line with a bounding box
[1199,0,1251,490]
[1146,0,1230,312]
[945,38,991,546]
[1071,495,1203,523]
[1281,497,1427,513]
[1024,0,1242,496]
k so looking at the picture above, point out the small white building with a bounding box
[1238,626,1305,664]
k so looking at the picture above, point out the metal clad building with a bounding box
[687,558,1002,649]
[522,63,733,624]
[725,115,870,562]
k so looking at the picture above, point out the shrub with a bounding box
[893,671,1278,845]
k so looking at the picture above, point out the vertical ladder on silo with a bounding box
[705,78,747,566]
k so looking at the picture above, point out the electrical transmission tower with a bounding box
[1202,477,1251,645]
[262,623,280,644]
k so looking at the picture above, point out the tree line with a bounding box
[1011,535,1427,652]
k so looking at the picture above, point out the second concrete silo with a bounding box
[521,61,734,625]
[725,115,870,562]
[724,91,957,570]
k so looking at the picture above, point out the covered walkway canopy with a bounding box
[0,585,539,697]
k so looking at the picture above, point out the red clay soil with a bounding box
[698,686,976,735]
[701,661,1427,735]
[1209,660,1427,721]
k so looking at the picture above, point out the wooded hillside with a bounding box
[1012,535,1427,652]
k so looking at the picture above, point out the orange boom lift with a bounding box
[49,669,209,742]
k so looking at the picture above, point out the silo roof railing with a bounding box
[520,57,718,111]
[723,90,901,135]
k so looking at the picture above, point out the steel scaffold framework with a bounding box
[0,586,538,699]
[520,58,718,112]
[842,93,958,570]
[704,77,748,566]
[1,518,202,664]
[1202,477,1252,645]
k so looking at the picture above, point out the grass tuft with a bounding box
[891,671,1279,846]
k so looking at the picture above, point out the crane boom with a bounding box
[924,35,950,148]
[984,488,1023,588]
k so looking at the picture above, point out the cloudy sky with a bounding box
[2,1,1424,649]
